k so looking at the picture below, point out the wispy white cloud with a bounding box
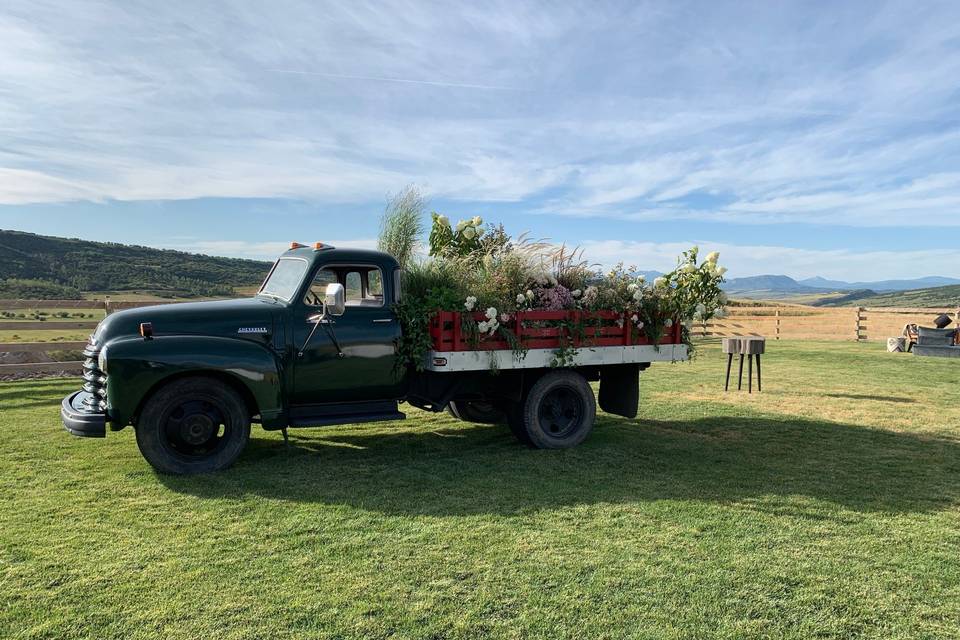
[580,240,960,282]
[1,0,960,229]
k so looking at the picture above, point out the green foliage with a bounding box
[0,229,268,298]
[377,185,426,269]
[428,213,484,257]
[0,278,81,300]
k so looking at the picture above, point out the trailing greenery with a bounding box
[389,214,728,370]
[377,185,426,270]
[0,229,269,298]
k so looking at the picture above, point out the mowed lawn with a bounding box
[2,341,959,639]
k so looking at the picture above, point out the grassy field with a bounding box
[2,340,959,639]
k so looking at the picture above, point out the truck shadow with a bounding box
[159,413,960,517]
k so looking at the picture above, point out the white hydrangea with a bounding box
[632,290,642,302]
[627,283,639,293]
[717,266,728,276]
[437,215,450,228]
[654,277,667,288]
[485,307,497,320]
[456,219,469,232]
[477,320,488,332]
[472,216,483,226]
[462,226,476,240]
[516,293,527,304]
[526,289,535,300]
[706,251,720,264]
[682,263,696,274]
[464,296,477,311]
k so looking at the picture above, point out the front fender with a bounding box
[103,335,285,428]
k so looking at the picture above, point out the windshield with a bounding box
[258,258,308,302]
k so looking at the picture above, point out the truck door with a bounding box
[291,264,403,405]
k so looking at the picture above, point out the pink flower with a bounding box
[535,284,574,310]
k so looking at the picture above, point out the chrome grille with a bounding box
[80,337,107,412]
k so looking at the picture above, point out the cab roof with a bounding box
[280,243,400,270]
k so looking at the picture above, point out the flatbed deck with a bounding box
[425,343,688,372]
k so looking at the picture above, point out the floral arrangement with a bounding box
[393,214,728,371]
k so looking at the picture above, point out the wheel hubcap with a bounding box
[537,386,584,438]
[163,399,229,457]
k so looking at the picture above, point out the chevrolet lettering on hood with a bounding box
[237,327,269,335]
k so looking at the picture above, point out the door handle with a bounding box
[372,318,393,323]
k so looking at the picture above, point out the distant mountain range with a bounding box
[723,274,960,299]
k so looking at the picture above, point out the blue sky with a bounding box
[1,1,959,281]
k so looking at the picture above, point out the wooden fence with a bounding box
[0,298,167,376]
[695,306,960,342]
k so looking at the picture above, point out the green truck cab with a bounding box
[62,243,687,475]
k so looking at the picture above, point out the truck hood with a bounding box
[93,297,283,345]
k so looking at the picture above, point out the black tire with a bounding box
[447,400,504,424]
[517,371,596,449]
[135,376,250,475]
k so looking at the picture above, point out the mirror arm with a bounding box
[297,303,345,358]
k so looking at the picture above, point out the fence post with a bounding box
[855,307,864,341]
[104,296,111,316]
[775,309,780,340]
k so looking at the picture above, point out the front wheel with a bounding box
[513,371,596,449]
[135,377,250,475]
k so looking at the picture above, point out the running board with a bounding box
[287,401,406,428]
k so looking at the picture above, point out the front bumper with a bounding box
[61,391,107,438]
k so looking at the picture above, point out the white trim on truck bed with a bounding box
[425,344,688,372]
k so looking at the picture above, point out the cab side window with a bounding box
[303,266,385,308]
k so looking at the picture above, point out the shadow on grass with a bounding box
[824,393,917,404]
[159,413,960,517]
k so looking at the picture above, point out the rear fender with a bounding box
[598,364,640,418]
[103,335,285,428]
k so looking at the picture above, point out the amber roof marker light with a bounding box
[289,242,306,250]
[313,242,324,250]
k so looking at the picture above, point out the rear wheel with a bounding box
[514,371,596,449]
[135,377,250,475]
[447,400,504,424]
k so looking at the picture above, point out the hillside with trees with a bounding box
[0,230,270,299]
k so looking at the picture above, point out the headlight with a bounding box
[98,345,108,374]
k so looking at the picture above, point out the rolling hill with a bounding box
[815,284,960,308]
[0,230,271,299]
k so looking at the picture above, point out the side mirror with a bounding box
[324,283,346,316]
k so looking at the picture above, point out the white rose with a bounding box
[627,283,638,293]
[664,318,673,327]
[436,215,450,228]
[631,314,638,321]
[516,293,526,304]
[462,226,476,240]
[682,263,696,274]
[477,320,488,332]
[706,251,719,264]
[526,289,534,299]
[572,289,582,298]
[472,216,483,226]
[485,307,497,320]
[456,219,469,232]
[464,296,477,311]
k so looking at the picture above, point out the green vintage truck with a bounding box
[61,242,687,474]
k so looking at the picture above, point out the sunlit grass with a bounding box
[1,341,958,638]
